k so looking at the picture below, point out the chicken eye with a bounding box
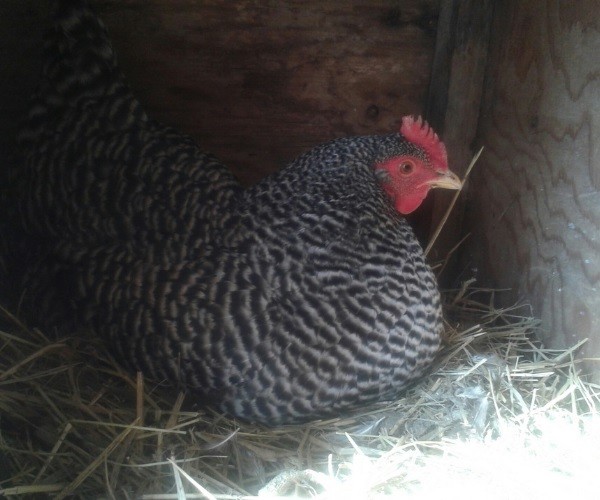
[399,161,414,174]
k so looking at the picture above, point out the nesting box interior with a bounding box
[1,1,600,497]
[2,0,597,364]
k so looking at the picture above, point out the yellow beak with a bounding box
[426,170,462,190]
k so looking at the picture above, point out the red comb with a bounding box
[400,116,448,171]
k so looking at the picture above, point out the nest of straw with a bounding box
[1,285,599,499]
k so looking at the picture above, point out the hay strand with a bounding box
[425,146,484,257]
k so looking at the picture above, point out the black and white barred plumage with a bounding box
[8,0,443,424]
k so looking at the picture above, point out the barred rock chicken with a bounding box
[8,0,461,424]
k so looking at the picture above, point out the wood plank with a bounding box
[90,0,440,185]
[461,0,600,363]
[420,0,494,272]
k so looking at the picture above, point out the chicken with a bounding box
[7,0,462,424]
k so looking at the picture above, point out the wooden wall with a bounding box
[461,0,600,362]
[0,0,440,186]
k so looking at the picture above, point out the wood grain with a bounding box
[96,0,440,185]
[461,0,600,362]
[0,1,440,186]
